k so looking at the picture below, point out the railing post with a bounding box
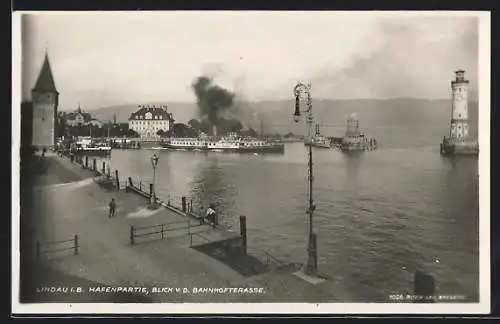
[130,226,135,245]
[74,234,79,255]
[128,177,133,187]
[240,215,247,255]
[190,234,193,247]
[93,158,97,171]
[85,156,89,169]
[182,196,187,212]
[161,224,164,240]
[139,181,142,191]
[36,241,40,259]
[115,170,120,191]
[188,220,191,235]
[102,161,106,174]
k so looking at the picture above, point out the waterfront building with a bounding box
[63,104,103,128]
[128,105,174,141]
[440,70,479,155]
[31,52,59,149]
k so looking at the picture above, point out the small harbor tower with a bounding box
[31,52,59,149]
[440,70,479,155]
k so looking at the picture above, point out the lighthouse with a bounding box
[440,70,479,156]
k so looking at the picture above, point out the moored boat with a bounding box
[160,133,285,154]
[339,114,377,152]
[71,137,112,156]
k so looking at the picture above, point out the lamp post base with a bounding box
[148,197,160,210]
[305,233,318,277]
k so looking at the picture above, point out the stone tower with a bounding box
[31,52,59,148]
[440,70,478,156]
[449,70,470,140]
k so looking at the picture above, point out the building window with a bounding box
[459,114,462,118]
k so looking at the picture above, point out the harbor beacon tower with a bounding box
[440,70,478,156]
[31,52,59,149]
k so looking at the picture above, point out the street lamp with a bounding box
[293,81,318,277]
[149,153,160,209]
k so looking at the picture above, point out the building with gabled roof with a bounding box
[128,104,174,141]
[31,52,59,148]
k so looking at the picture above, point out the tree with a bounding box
[187,119,201,130]
[126,129,139,138]
[167,123,198,138]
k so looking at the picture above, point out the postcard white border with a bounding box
[11,10,491,315]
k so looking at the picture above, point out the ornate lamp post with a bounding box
[149,153,160,209]
[293,81,318,277]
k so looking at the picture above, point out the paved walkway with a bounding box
[24,155,348,302]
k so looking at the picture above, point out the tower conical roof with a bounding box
[32,53,58,93]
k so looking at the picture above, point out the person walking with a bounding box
[109,198,117,218]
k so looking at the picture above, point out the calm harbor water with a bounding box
[97,121,480,302]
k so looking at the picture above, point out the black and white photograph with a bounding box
[12,11,490,314]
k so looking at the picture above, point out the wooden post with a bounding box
[240,215,247,255]
[188,220,191,235]
[85,156,89,168]
[414,270,435,303]
[102,161,106,174]
[190,200,193,213]
[128,177,133,187]
[130,226,135,245]
[115,170,120,191]
[36,241,40,259]
[93,158,97,171]
[161,224,164,240]
[139,181,142,191]
[182,196,187,212]
[190,234,193,247]
[74,234,79,255]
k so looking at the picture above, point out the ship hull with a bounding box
[305,143,331,149]
[161,143,284,154]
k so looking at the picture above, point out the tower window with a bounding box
[459,114,462,118]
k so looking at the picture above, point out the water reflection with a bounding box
[104,141,479,302]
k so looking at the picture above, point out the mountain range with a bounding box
[70,98,479,137]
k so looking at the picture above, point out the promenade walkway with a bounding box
[22,155,349,303]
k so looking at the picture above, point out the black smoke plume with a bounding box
[192,76,236,135]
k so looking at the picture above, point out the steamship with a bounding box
[304,124,332,148]
[70,137,112,156]
[160,133,285,154]
[339,114,377,152]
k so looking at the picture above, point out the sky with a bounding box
[20,12,480,110]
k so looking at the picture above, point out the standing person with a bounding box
[206,204,217,229]
[109,198,117,218]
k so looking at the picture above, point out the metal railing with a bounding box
[188,231,213,247]
[130,220,202,245]
[36,234,79,259]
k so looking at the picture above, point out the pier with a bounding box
[20,151,351,303]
